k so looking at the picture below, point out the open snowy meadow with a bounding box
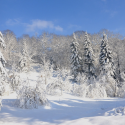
[0,71,125,125]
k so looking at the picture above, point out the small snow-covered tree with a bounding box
[0,76,10,96]
[19,39,31,72]
[83,32,95,82]
[73,83,87,97]
[16,82,49,109]
[70,33,82,79]
[10,72,21,91]
[99,34,117,97]
[39,57,54,86]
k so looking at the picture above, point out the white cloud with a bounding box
[6,19,63,32]
[55,26,63,32]
[6,19,20,25]
[26,19,63,32]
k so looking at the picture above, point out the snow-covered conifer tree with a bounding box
[0,31,6,75]
[70,33,82,79]
[19,39,30,72]
[83,32,95,82]
[99,34,117,97]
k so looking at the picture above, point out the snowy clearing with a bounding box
[0,71,125,125]
[1,92,125,125]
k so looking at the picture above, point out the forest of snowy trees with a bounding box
[1,29,125,71]
[1,29,125,110]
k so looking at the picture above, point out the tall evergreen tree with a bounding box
[99,34,116,77]
[70,33,82,79]
[0,31,7,75]
[83,32,95,82]
[99,34,117,97]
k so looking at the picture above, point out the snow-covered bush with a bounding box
[117,82,125,98]
[35,83,49,105]
[58,68,73,93]
[46,81,63,95]
[99,75,117,97]
[85,82,107,98]
[0,76,10,96]
[46,68,72,95]
[46,81,71,96]
[73,81,107,98]
[115,71,125,97]
[73,83,87,97]
[72,73,88,96]
[36,76,46,90]
[16,82,49,109]
[10,72,21,91]
[76,73,87,85]
[46,70,61,95]
[62,76,73,93]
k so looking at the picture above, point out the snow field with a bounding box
[1,92,125,125]
[0,71,125,125]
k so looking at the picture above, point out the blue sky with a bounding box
[0,0,125,37]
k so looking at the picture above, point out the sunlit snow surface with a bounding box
[0,72,125,125]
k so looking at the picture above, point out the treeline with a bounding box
[2,29,125,76]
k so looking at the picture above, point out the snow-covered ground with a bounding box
[1,93,125,125]
[0,71,125,125]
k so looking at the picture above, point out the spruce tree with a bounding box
[0,31,7,75]
[70,33,82,79]
[99,34,117,97]
[83,32,95,82]
[99,34,115,76]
